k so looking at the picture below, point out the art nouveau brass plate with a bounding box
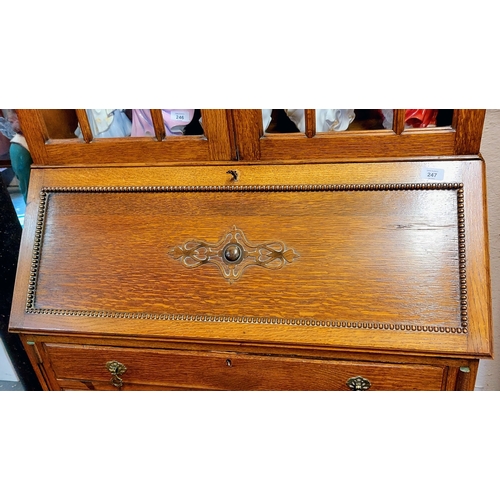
[168,225,299,283]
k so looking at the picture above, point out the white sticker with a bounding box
[421,167,445,181]
[170,110,190,122]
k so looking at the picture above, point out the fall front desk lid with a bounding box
[9,162,492,357]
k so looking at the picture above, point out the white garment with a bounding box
[75,109,132,139]
[285,109,355,133]
[380,109,393,129]
[262,109,273,131]
[10,133,29,151]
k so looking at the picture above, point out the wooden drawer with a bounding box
[43,343,446,391]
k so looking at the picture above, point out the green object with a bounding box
[9,142,32,203]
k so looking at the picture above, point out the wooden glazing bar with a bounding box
[75,110,93,143]
[231,109,261,161]
[393,109,406,134]
[304,109,316,138]
[15,110,49,164]
[453,109,486,155]
[258,129,457,161]
[37,136,211,165]
[201,109,237,160]
[149,109,166,141]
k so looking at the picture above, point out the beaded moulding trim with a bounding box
[25,182,469,334]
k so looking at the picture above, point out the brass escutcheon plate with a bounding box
[168,226,299,283]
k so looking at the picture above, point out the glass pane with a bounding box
[130,109,203,137]
[436,109,453,127]
[316,109,356,131]
[350,109,386,130]
[403,109,454,129]
[74,109,131,139]
[294,109,355,132]
[0,109,18,160]
[183,109,204,135]
[404,109,438,129]
[264,109,300,133]
[41,109,80,139]
[264,109,388,133]
[71,109,203,140]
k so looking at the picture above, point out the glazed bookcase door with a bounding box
[231,109,486,162]
[16,109,237,166]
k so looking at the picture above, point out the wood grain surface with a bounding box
[17,110,485,167]
[9,160,492,359]
[43,342,447,391]
[8,109,491,391]
[32,187,461,327]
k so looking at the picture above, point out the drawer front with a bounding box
[44,343,446,391]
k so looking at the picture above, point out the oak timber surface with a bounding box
[9,160,492,358]
[34,188,460,327]
[44,343,447,391]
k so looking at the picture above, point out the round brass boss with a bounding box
[223,243,243,264]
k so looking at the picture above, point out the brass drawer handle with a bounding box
[106,360,127,388]
[346,376,371,391]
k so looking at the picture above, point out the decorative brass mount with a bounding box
[106,360,127,388]
[168,226,299,283]
[346,376,371,391]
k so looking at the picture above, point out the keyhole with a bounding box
[226,170,239,182]
[226,359,232,367]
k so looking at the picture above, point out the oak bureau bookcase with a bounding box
[8,109,492,390]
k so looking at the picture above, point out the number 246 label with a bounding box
[171,111,190,122]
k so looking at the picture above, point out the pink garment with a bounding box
[131,109,194,137]
[378,109,439,129]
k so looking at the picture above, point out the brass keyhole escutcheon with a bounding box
[106,360,127,388]
[226,170,239,182]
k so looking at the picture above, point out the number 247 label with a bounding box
[420,167,444,181]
